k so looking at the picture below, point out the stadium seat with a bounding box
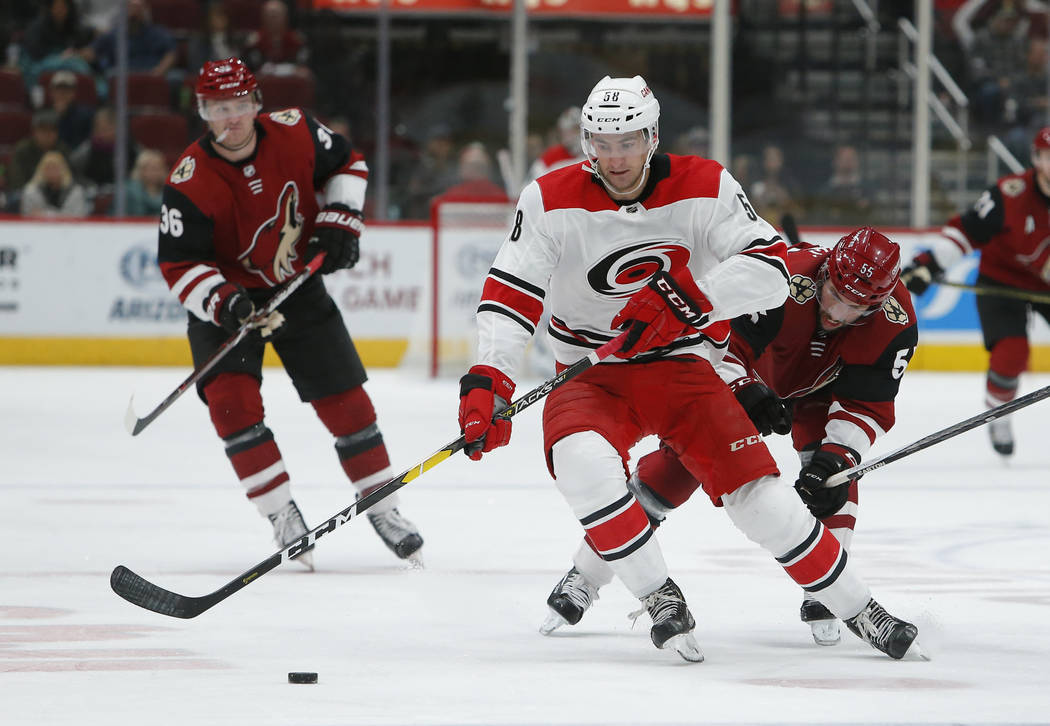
[39,70,98,107]
[130,113,189,153]
[257,73,315,112]
[224,0,260,32]
[124,73,172,112]
[0,109,32,147]
[147,0,202,34]
[0,69,28,111]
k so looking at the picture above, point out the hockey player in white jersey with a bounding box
[456,75,919,662]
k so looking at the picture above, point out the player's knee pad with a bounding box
[203,372,264,438]
[550,431,629,519]
[634,445,701,509]
[722,474,816,556]
[311,386,377,437]
[989,336,1029,380]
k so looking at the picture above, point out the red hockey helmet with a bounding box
[1033,127,1050,151]
[195,57,262,121]
[825,227,901,307]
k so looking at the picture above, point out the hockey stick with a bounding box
[780,213,802,247]
[932,279,1050,306]
[111,332,628,618]
[826,383,1050,487]
[124,253,326,436]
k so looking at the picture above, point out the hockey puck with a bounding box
[288,672,318,684]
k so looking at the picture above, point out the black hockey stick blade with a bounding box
[111,334,627,618]
[826,382,1050,487]
[780,213,802,247]
[124,253,326,437]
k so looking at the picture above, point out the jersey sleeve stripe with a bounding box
[487,267,546,299]
[477,303,535,335]
[170,264,220,301]
[741,237,790,280]
[480,275,545,326]
[941,224,973,254]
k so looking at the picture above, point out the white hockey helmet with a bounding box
[580,75,660,161]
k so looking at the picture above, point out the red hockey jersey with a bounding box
[940,168,1050,291]
[157,108,368,322]
[719,244,918,456]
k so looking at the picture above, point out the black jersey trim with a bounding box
[489,267,546,299]
[477,303,535,335]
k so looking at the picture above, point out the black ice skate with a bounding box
[539,566,600,635]
[630,578,703,662]
[801,597,841,646]
[367,507,424,563]
[844,598,919,660]
[269,499,314,571]
[988,416,1014,457]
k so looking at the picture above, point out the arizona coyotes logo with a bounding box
[881,295,909,325]
[789,274,816,303]
[240,181,303,284]
[170,156,195,184]
[269,108,302,126]
[586,240,691,298]
[1000,178,1025,198]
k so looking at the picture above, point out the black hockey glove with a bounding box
[900,251,944,296]
[307,203,364,274]
[794,447,856,520]
[208,282,255,334]
[731,378,792,436]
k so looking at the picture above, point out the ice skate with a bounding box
[367,507,424,564]
[988,416,1014,457]
[539,566,600,635]
[630,578,703,663]
[269,500,314,571]
[801,597,841,646]
[844,598,919,660]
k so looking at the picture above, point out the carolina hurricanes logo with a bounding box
[239,181,303,285]
[587,240,691,298]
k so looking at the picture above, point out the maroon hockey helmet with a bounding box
[1033,127,1050,151]
[195,57,262,120]
[825,227,901,307]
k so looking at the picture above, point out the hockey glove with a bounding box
[731,378,793,436]
[208,282,255,334]
[610,267,713,359]
[458,365,516,461]
[794,446,856,520]
[900,251,944,296]
[307,204,364,274]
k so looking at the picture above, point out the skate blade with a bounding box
[904,640,931,662]
[403,551,424,570]
[809,620,841,646]
[291,550,315,572]
[663,633,704,663]
[539,610,568,636]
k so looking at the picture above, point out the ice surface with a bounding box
[2,366,1048,725]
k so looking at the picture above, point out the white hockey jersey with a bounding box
[475,154,789,380]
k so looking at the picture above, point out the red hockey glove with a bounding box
[794,445,857,520]
[458,365,516,461]
[730,377,793,436]
[610,267,713,359]
[307,204,364,274]
[900,251,943,297]
[207,282,255,334]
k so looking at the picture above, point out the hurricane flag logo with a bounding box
[586,240,691,298]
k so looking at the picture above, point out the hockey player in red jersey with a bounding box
[456,75,919,661]
[157,58,423,568]
[541,228,917,649]
[903,126,1050,457]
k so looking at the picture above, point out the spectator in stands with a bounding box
[120,147,166,217]
[968,4,1027,127]
[88,0,176,77]
[1003,37,1050,159]
[672,125,710,158]
[186,1,241,75]
[70,106,137,191]
[435,142,509,202]
[527,105,584,181]
[403,123,458,219]
[816,144,872,226]
[243,0,310,78]
[20,149,89,217]
[750,143,801,224]
[18,0,96,90]
[47,69,94,149]
[9,109,70,191]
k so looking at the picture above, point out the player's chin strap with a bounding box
[825,383,1050,488]
[111,332,631,619]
